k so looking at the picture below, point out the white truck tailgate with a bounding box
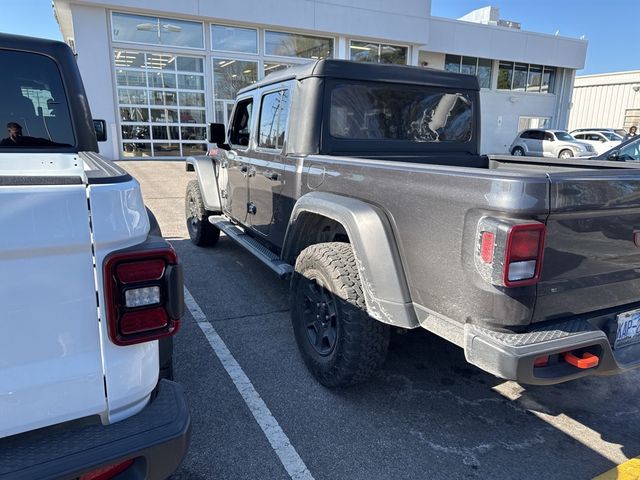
[0,181,106,438]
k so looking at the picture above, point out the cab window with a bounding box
[258,89,290,150]
[0,50,75,149]
[228,98,253,148]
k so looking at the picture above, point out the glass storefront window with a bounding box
[116,69,147,87]
[149,71,177,89]
[114,50,145,68]
[118,88,148,105]
[512,63,528,91]
[350,41,407,65]
[112,12,204,49]
[212,57,258,100]
[497,61,514,90]
[264,62,293,76]
[477,58,492,89]
[114,48,207,158]
[212,25,258,53]
[178,74,204,90]
[527,65,542,92]
[265,31,333,59]
[177,56,204,73]
[120,107,149,122]
[461,56,477,75]
[542,67,556,93]
[150,108,178,123]
[444,54,460,73]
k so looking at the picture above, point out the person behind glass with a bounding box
[623,125,638,141]
[0,122,25,145]
[0,122,64,147]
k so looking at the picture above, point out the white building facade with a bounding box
[568,71,640,132]
[53,0,587,159]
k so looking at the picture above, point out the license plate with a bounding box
[615,308,640,349]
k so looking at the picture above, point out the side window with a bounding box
[228,98,253,148]
[543,132,554,141]
[619,139,640,161]
[258,89,291,150]
[574,134,585,140]
[520,130,533,139]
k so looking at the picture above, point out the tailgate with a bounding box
[0,179,106,438]
[534,169,640,322]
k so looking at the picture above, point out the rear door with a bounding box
[0,158,106,438]
[247,86,291,238]
[534,168,640,322]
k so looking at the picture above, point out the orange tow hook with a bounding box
[562,351,599,369]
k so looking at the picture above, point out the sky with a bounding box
[0,0,638,75]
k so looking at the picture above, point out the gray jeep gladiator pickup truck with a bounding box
[186,59,640,388]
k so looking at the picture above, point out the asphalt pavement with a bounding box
[121,160,640,480]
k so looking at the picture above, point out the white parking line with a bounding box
[183,287,314,480]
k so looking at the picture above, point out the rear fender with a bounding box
[283,192,418,328]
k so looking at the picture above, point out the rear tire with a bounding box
[185,180,220,247]
[290,242,390,387]
[558,149,574,159]
[511,147,525,156]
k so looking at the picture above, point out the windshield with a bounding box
[0,50,75,149]
[555,131,574,141]
[329,82,473,143]
[603,132,622,140]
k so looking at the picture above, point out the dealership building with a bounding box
[52,1,587,159]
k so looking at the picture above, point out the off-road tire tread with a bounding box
[185,180,220,247]
[291,242,389,387]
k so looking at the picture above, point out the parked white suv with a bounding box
[572,130,622,155]
[510,129,596,158]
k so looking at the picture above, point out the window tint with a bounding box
[573,134,585,139]
[0,50,75,149]
[258,90,290,149]
[229,98,253,147]
[543,132,554,141]
[555,132,573,141]
[619,138,640,161]
[520,130,533,139]
[329,82,473,143]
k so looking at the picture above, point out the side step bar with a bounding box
[208,215,293,278]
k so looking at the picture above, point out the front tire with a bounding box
[558,149,574,159]
[185,180,220,246]
[290,242,390,387]
[511,147,525,156]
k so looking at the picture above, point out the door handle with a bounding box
[263,170,280,181]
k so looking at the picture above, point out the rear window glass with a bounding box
[0,50,75,149]
[329,82,473,143]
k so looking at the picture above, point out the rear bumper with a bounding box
[0,380,190,480]
[464,314,640,385]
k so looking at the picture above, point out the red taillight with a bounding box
[80,459,134,480]
[504,224,545,287]
[116,259,165,283]
[476,218,546,287]
[104,247,182,346]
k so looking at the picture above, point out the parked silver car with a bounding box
[510,129,596,158]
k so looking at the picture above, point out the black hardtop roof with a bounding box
[237,59,480,95]
[0,32,71,58]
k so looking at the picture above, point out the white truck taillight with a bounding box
[475,218,545,287]
[103,247,183,346]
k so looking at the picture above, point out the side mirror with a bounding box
[608,150,620,161]
[208,123,226,145]
[93,119,107,142]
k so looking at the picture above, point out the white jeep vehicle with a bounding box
[0,34,190,479]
